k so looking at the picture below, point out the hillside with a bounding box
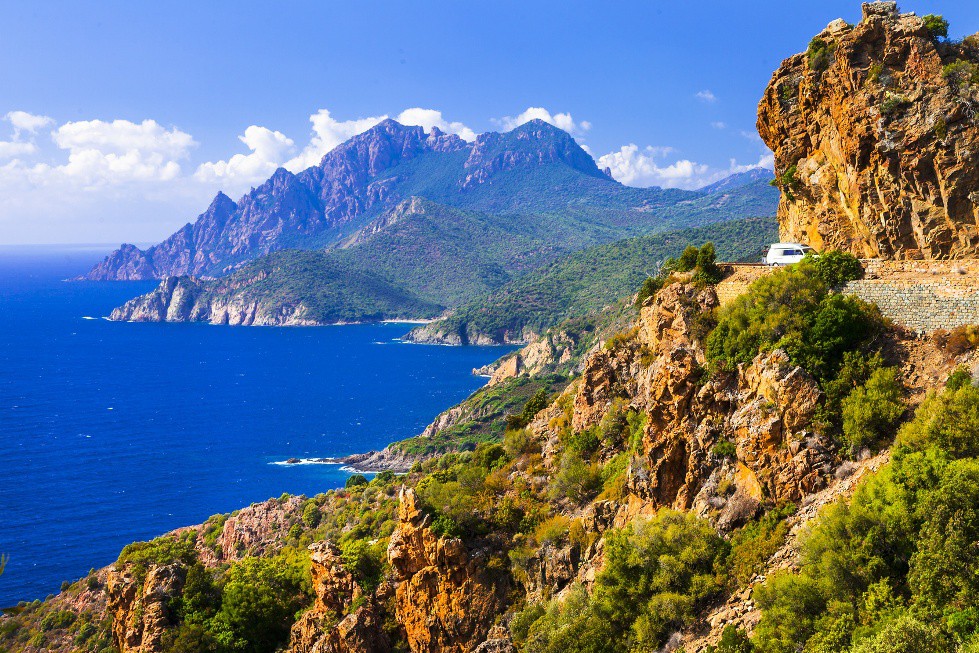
[110,209,776,326]
[9,254,979,653]
[406,216,777,344]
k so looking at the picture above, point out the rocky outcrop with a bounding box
[106,564,186,653]
[564,283,836,523]
[287,542,391,653]
[759,2,979,259]
[108,275,321,326]
[387,488,507,653]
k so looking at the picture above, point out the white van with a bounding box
[765,243,815,266]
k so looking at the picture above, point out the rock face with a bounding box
[566,283,836,522]
[387,488,506,653]
[106,564,186,653]
[287,542,391,653]
[83,119,620,281]
[758,1,979,259]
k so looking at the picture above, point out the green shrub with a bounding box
[339,538,386,593]
[707,625,754,653]
[841,367,905,452]
[504,428,539,458]
[522,511,728,653]
[807,37,836,73]
[678,245,700,272]
[881,91,910,115]
[705,261,882,382]
[345,474,369,488]
[209,553,310,653]
[808,250,862,287]
[552,452,603,503]
[922,14,949,40]
[693,242,723,285]
[634,276,664,307]
[726,505,794,588]
[713,440,737,460]
[946,365,973,391]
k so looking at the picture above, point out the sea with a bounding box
[0,245,511,607]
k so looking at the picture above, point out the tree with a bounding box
[922,14,949,40]
[841,367,905,452]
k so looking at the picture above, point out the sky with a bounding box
[2,0,978,244]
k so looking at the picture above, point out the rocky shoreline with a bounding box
[290,446,423,473]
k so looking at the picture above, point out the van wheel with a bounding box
[771,263,780,267]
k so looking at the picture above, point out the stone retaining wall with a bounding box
[716,260,979,333]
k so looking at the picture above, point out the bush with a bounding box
[345,474,369,488]
[713,440,737,460]
[552,452,603,503]
[693,242,723,285]
[922,14,949,40]
[708,625,754,653]
[943,60,979,91]
[934,324,979,357]
[209,554,310,653]
[841,367,905,452]
[807,37,836,73]
[947,365,973,391]
[678,245,700,272]
[705,261,883,382]
[808,250,862,287]
[523,511,728,653]
[504,428,539,458]
[339,538,386,593]
[634,276,664,307]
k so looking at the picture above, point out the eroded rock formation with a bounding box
[759,1,979,259]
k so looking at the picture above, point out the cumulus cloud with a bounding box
[6,111,54,136]
[696,90,717,103]
[598,144,774,190]
[598,144,708,189]
[711,121,726,130]
[196,126,295,187]
[493,107,591,135]
[396,108,476,141]
[53,119,195,159]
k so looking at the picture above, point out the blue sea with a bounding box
[0,246,510,606]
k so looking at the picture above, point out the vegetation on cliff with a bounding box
[410,217,776,344]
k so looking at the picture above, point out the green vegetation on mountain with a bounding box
[751,379,979,653]
[208,250,444,323]
[412,216,777,344]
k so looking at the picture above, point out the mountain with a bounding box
[85,119,777,282]
[406,216,778,344]
[696,167,772,194]
[103,119,778,327]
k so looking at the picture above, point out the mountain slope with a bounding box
[406,216,777,344]
[84,119,776,281]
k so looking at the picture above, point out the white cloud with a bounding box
[696,90,717,103]
[711,121,726,129]
[0,140,36,159]
[53,119,195,160]
[493,107,591,136]
[395,108,476,142]
[6,111,54,136]
[196,126,295,188]
[598,144,774,190]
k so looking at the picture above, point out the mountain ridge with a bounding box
[84,119,701,282]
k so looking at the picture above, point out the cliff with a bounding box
[759,2,979,259]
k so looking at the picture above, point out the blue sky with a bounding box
[2,0,977,244]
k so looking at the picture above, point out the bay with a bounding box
[0,246,510,606]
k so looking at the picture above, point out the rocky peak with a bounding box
[758,2,979,259]
[461,118,607,188]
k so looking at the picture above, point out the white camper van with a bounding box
[765,243,814,266]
